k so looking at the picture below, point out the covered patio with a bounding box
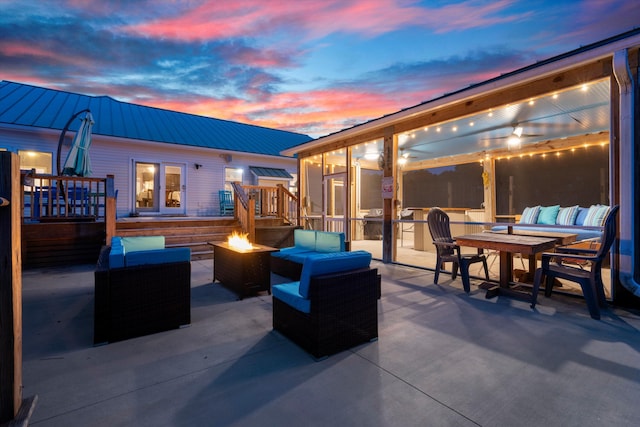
[284,29,640,309]
[22,260,640,426]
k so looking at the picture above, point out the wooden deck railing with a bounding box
[242,184,298,225]
[231,182,256,242]
[231,183,298,243]
[20,171,117,242]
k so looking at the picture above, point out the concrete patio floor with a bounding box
[21,260,640,426]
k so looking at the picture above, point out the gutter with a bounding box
[613,48,640,297]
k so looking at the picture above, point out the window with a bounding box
[402,162,484,209]
[495,146,609,214]
[225,167,243,191]
[19,150,52,174]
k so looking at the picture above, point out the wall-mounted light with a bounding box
[194,163,203,170]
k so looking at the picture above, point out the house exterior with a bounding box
[0,81,312,218]
[282,28,640,307]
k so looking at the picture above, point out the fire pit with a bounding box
[210,232,279,299]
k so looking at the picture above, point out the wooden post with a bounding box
[105,175,116,245]
[0,152,37,424]
[248,198,256,243]
[276,184,284,219]
[382,128,395,263]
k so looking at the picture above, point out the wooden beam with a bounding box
[400,132,610,171]
[105,175,116,245]
[0,152,23,423]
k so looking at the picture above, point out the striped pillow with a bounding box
[556,205,579,226]
[519,206,541,224]
[582,204,610,226]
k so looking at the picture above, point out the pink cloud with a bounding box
[121,0,523,42]
[144,87,416,137]
[0,42,95,69]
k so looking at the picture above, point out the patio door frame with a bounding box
[133,160,186,215]
[159,162,186,215]
[323,172,347,232]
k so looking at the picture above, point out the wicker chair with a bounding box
[94,246,191,344]
[273,268,380,360]
[427,207,489,293]
[531,205,619,319]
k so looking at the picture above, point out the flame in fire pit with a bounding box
[228,231,254,250]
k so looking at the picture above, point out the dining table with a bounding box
[454,232,559,300]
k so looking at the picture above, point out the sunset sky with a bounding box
[1,0,639,138]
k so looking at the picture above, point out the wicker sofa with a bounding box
[272,250,380,360]
[270,229,346,280]
[94,236,191,345]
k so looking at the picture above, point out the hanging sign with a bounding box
[381,176,394,199]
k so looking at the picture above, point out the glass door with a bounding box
[324,172,346,232]
[135,162,158,213]
[135,162,186,214]
[160,164,185,214]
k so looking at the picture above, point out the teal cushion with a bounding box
[583,205,610,226]
[109,238,125,269]
[125,247,191,267]
[537,205,560,225]
[294,229,317,251]
[519,206,541,224]
[121,236,165,253]
[315,232,345,253]
[285,252,313,264]
[272,282,310,313]
[298,251,372,299]
[556,205,579,225]
[271,247,313,260]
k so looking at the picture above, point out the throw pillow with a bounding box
[583,204,610,226]
[519,205,541,224]
[556,205,579,225]
[537,205,560,225]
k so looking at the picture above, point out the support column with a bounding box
[0,152,37,424]
[382,127,396,263]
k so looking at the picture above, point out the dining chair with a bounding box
[427,207,489,293]
[531,205,619,319]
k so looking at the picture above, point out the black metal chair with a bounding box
[531,205,619,320]
[427,207,489,293]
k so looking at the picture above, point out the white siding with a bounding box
[1,126,297,217]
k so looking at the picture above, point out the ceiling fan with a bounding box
[398,147,417,165]
[482,124,544,149]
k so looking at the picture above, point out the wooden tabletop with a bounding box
[455,233,558,256]
[491,229,577,245]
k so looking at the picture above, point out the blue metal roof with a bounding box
[0,81,312,157]
[249,166,293,179]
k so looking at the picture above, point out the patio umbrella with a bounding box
[61,111,95,176]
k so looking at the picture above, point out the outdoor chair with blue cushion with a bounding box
[531,205,619,320]
[427,207,489,293]
[272,250,380,359]
[94,236,191,344]
[270,229,346,280]
[219,190,234,216]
